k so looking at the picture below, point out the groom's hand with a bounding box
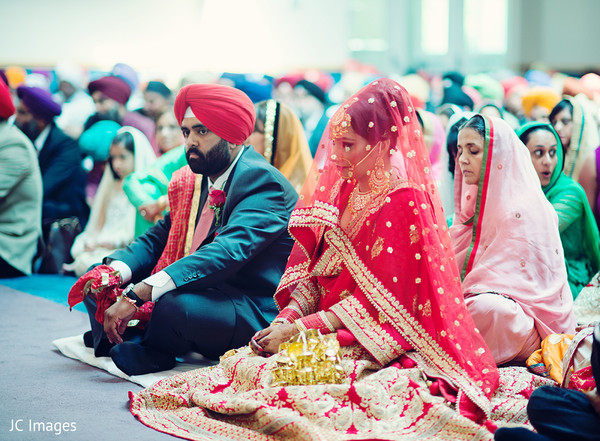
[104,300,137,345]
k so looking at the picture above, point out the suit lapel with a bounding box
[37,125,55,169]
[203,146,248,242]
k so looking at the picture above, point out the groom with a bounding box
[83,83,298,375]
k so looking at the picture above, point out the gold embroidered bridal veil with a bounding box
[276,78,499,419]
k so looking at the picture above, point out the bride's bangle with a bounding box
[296,311,336,334]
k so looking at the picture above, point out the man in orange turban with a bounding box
[522,86,561,122]
[76,83,299,375]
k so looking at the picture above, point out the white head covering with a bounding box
[71,127,156,257]
[54,60,86,90]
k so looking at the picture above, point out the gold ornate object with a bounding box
[349,186,372,215]
[368,156,390,194]
[330,106,352,139]
[271,329,344,387]
[221,348,239,361]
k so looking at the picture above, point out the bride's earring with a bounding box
[368,156,388,194]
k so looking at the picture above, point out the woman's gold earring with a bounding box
[368,156,388,194]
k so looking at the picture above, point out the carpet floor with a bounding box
[0,277,175,440]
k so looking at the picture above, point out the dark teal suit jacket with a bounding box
[108,146,298,309]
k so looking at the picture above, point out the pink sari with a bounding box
[450,116,575,361]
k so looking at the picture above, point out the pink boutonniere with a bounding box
[208,189,226,226]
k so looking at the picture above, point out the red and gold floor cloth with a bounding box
[130,346,551,441]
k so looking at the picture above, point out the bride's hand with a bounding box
[250,324,298,356]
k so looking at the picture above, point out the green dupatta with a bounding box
[518,122,600,291]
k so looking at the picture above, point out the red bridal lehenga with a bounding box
[129,79,554,441]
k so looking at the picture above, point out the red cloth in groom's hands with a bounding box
[68,265,153,326]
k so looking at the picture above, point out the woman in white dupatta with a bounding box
[66,127,156,276]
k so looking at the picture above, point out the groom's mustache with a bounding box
[187,147,205,158]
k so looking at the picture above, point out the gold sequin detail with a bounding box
[339,289,352,300]
[371,236,384,259]
[409,228,420,244]
[422,300,431,317]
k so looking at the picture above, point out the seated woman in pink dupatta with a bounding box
[450,115,576,366]
[130,80,503,440]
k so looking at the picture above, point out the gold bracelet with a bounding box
[118,294,139,310]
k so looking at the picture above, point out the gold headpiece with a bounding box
[330,105,352,139]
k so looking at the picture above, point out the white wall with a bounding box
[515,0,600,72]
[0,0,349,84]
[2,0,599,82]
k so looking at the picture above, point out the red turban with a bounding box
[0,78,15,120]
[174,84,255,145]
[88,75,131,105]
[501,76,528,97]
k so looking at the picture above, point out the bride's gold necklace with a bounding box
[349,185,372,216]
